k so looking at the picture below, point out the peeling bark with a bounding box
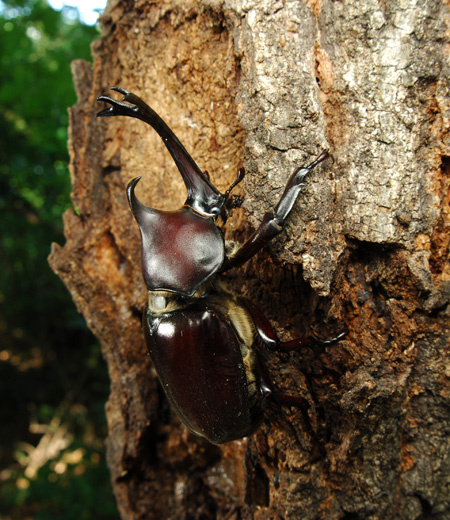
[49,1,450,518]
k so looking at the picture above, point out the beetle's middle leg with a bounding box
[241,297,346,353]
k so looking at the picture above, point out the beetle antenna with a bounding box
[224,166,245,199]
[223,166,245,210]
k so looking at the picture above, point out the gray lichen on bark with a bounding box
[201,0,450,302]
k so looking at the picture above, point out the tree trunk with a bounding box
[49,0,450,518]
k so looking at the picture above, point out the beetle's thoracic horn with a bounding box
[126,177,151,217]
[97,87,224,217]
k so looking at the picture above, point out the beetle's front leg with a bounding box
[222,151,331,272]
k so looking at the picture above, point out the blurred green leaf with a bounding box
[0,1,120,518]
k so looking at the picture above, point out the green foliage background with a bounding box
[0,0,120,517]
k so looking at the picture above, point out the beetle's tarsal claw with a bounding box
[307,150,331,170]
[321,149,333,164]
[317,328,348,346]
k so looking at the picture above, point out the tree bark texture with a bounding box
[49,0,450,518]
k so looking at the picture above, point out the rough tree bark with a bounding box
[49,0,450,518]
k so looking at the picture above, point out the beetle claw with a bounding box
[316,328,348,346]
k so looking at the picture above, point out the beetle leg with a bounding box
[261,365,310,409]
[250,304,343,451]
[222,151,331,271]
[258,354,317,444]
[241,297,346,353]
[275,330,347,350]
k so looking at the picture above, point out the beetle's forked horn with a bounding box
[97,87,224,217]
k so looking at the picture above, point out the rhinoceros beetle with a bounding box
[97,87,343,444]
